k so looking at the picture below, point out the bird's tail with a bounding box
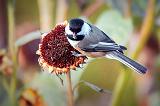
[105,51,147,74]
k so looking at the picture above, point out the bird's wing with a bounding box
[80,42,121,52]
[89,24,115,43]
[79,25,126,52]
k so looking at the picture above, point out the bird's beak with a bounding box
[73,33,77,39]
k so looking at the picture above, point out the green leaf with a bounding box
[155,55,160,68]
[76,58,137,105]
[149,92,160,106]
[78,58,121,98]
[106,0,127,14]
[96,10,133,45]
[28,72,66,106]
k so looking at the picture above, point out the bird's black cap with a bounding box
[69,18,84,34]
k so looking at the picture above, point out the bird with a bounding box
[65,18,147,74]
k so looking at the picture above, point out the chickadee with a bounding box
[65,18,147,74]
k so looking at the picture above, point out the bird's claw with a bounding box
[71,51,85,57]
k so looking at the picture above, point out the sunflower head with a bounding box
[36,21,87,74]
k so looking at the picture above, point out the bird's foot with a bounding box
[71,51,86,57]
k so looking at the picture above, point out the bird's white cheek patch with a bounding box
[65,24,73,35]
[77,22,91,35]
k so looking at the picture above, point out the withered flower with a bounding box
[36,21,87,74]
[0,55,3,65]
[0,50,12,75]
[0,50,5,65]
[19,88,46,106]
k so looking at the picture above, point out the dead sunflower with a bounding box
[0,49,13,75]
[19,88,46,106]
[36,21,87,74]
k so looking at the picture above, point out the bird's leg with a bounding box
[71,51,86,57]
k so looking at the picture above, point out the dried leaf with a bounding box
[74,80,111,94]
[15,31,44,47]
[19,88,47,106]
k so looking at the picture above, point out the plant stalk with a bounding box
[55,0,68,23]
[66,72,74,106]
[2,75,10,95]
[111,0,155,106]
[7,0,17,105]
[38,0,55,31]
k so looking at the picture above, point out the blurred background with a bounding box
[0,0,160,106]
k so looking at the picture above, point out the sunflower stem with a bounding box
[111,0,155,106]
[66,71,74,106]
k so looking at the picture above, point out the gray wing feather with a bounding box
[78,24,126,53]
[81,42,121,52]
[78,25,115,48]
[86,25,115,44]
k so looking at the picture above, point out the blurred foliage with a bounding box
[89,4,108,23]
[0,75,8,106]
[15,0,39,25]
[28,72,66,106]
[67,0,81,20]
[0,0,160,106]
[15,31,41,47]
[106,0,128,14]
[96,10,133,45]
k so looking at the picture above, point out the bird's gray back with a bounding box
[78,24,115,48]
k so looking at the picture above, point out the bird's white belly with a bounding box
[67,38,80,48]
